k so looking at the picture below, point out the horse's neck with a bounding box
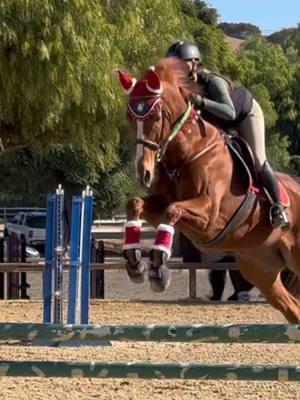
[162,113,211,167]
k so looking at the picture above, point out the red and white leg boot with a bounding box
[149,224,174,292]
[123,220,147,283]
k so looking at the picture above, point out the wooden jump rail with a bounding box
[0,323,300,381]
[0,258,238,300]
[0,258,239,299]
[0,259,238,272]
[0,323,299,344]
[0,360,299,380]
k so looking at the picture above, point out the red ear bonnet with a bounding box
[145,67,162,94]
[117,70,137,95]
[119,66,163,119]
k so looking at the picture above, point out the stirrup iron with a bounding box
[269,205,290,229]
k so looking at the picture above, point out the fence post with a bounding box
[67,187,93,324]
[43,194,55,323]
[179,233,201,299]
[7,234,20,299]
[90,240,105,299]
[80,188,93,324]
[53,186,64,324]
[67,196,82,324]
[0,239,4,299]
[20,236,29,299]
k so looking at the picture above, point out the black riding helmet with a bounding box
[166,41,202,63]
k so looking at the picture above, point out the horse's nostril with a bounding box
[143,170,151,186]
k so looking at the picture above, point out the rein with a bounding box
[157,101,193,162]
[135,101,193,162]
[134,99,220,181]
[159,101,220,180]
[162,138,219,181]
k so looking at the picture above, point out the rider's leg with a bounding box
[237,99,289,229]
[259,160,290,228]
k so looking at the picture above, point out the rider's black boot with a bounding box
[259,161,290,229]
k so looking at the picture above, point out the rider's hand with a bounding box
[188,93,204,110]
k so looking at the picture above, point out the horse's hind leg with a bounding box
[237,257,300,323]
[278,235,300,297]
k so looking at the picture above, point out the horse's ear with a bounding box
[117,70,137,95]
[145,67,162,95]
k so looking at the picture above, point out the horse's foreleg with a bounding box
[149,196,212,292]
[124,196,166,284]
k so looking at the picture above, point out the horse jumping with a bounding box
[118,58,300,323]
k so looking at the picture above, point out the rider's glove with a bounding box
[189,93,205,110]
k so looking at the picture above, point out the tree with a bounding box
[219,22,261,39]
[267,133,291,171]
[0,0,186,214]
[180,0,219,26]
[179,1,232,72]
[0,0,124,160]
[237,37,293,130]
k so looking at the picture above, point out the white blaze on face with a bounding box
[135,120,144,179]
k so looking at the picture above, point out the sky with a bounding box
[207,0,300,34]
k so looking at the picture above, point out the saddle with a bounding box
[224,134,290,208]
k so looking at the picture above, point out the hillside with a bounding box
[221,22,299,49]
[267,27,296,46]
[225,36,244,51]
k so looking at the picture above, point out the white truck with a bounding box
[4,211,46,246]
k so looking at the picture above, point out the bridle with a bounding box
[128,95,219,179]
[129,95,194,161]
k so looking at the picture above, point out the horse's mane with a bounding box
[151,57,201,96]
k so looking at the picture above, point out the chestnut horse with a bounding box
[117,58,300,323]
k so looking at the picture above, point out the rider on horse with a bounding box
[166,41,290,230]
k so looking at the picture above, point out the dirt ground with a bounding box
[0,291,299,399]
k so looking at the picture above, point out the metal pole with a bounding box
[0,239,4,299]
[20,235,28,299]
[80,187,93,324]
[67,196,82,324]
[43,194,55,323]
[54,185,64,324]
[76,192,85,323]
[0,361,299,380]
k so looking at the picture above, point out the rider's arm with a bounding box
[202,75,236,120]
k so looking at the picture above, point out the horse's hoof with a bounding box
[148,264,171,292]
[125,260,147,283]
[124,249,147,284]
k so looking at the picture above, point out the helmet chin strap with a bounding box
[188,69,197,82]
[187,59,198,81]
[191,72,197,82]
[192,59,200,72]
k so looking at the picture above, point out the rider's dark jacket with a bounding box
[197,71,253,129]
